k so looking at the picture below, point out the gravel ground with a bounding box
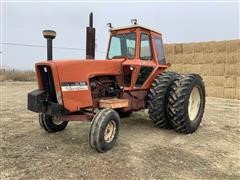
[1,82,240,179]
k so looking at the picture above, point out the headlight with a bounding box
[56,92,63,105]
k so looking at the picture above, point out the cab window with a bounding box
[140,33,152,60]
[108,32,136,59]
[154,36,165,64]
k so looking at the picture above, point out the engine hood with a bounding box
[36,59,124,82]
[54,59,124,82]
[35,59,124,111]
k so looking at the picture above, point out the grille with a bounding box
[38,66,57,103]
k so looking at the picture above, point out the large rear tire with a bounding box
[148,72,180,128]
[168,74,205,133]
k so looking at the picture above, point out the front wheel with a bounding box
[89,108,120,153]
[39,113,68,133]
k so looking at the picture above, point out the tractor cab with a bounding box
[106,25,168,89]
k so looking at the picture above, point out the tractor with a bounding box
[28,14,205,153]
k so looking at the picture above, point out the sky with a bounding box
[0,0,239,70]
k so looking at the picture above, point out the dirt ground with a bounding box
[0,82,240,179]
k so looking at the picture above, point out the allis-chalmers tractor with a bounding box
[28,14,205,153]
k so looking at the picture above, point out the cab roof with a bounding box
[110,24,162,35]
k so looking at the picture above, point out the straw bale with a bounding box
[194,42,204,53]
[181,54,194,64]
[214,63,225,76]
[237,77,240,88]
[183,43,194,54]
[182,64,203,74]
[182,64,192,73]
[204,76,215,87]
[202,64,215,76]
[214,76,224,87]
[236,78,240,99]
[215,87,224,98]
[163,45,168,54]
[226,52,239,64]
[203,53,214,64]
[166,54,175,64]
[174,44,183,54]
[169,64,183,73]
[192,52,204,64]
[206,86,213,96]
[213,41,226,53]
[174,54,184,64]
[236,87,240,99]
[214,52,226,64]
[203,41,215,53]
[224,76,236,88]
[236,63,240,76]
[226,40,240,53]
[164,44,175,55]
[206,86,224,98]
[197,64,205,76]
[224,88,236,99]
[195,64,204,75]
[224,64,237,76]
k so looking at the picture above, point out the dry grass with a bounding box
[0,69,35,81]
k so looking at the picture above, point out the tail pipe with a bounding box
[86,12,95,59]
[42,30,56,61]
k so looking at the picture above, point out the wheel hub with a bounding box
[52,116,63,125]
[104,120,116,143]
[188,87,201,121]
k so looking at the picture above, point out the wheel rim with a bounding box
[188,87,201,121]
[52,116,63,125]
[104,120,116,143]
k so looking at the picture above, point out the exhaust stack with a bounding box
[42,30,56,61]
[86,12,95,59]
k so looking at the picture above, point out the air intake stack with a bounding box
[42,30,56,61]
[86,12,95,59]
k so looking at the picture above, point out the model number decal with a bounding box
[61,82,88,91]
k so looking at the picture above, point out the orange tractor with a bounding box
[28,14,205,152]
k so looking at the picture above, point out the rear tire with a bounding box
[39,113,68,133]
[168,74,205,133]
[148,72,180,128]
[89,108,120,153]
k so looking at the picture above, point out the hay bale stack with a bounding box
[164,39,240,99]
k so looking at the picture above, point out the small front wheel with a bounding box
[89,108,120,153]
[39,113,68,133]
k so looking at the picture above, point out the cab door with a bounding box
[135,32,155,88]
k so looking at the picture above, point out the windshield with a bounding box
[107,32,136,59]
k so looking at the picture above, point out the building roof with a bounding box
[110,24,162,35]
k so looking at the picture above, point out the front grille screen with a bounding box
[38,66,57,103]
